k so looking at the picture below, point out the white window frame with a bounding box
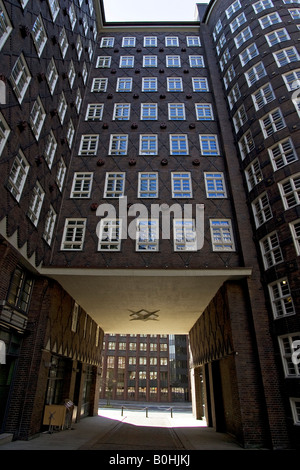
[10,54,31,103]
[44,130,57,168]
[57,91,67,124]
[140,103,158,120]
[165,36,179,47]
[56,157,66,191]
[46,58,58,94]
[0,0,12,51]
[75,88,82,114]
[260,108,286,138]
[234,26,253,49]
[113,103,130,121]
[97,219,122,251]
[96,56,111,68]
[259,12,282,29]
[278,333,300,376]
[32,15,47,57]
[91,78,108,92]
[61,218,86,250]
[239,43,259,66]
[7,149,29,201]
[199,134,220,156]
[167,77,183,91]
[69,3,76,30]
[166,55,181,67]
[138,172,158,198]
[168,103,185,120]
[71,172,93,198]
[195,103,214,121]
[68,60,76,88]
[187,36,201,46]
[27,181,44,226]
[144,36,157,47]
[136,219,159,251]
[238,130,255,159]
[58,27,68,58]
[228,83,241,109]
[76,35,83,59]
[290,219,300,255]
[142,77,157,92]
[122,37,136,47]
[86,103,104,121]
[268,138,298,171]
[171,172,192,198]
[245,61,267,87]
[252,192,273,227]
[47,0,59,21]
[266,28,290,47]
[226,0,241,19]
[0,111,10,156]
[79,134,99,156]
[210,219,235,251]
[143,55,157,67]
[170,134,188,155]
[192,77,209,92]
[173,219,197,252]
[139,134,158,155]
[290,398,300,426]
[233,105,248,132]
[29,96,46,140]
[66,119,75,148]
[117,77,132,92]
[43,205,57,245]
[273,47,300,67]
[109,135,128,155]
[260,232,283,269]
[279,174,300,210]
[189,55,205,67]
[252,0,274,14]
[100,37,114,47]
[119,56,134,68]
[289,8,300,19]
[204,172,227,198]
[252,83,275,110]
[245,158,263,191]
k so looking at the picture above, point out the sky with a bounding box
[103,0,209,22]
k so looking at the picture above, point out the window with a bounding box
[289,8,300,19]
[7,266,33,313]
[290,399,300,426]
[0,0,12,51]
[57,92,67,124]
[75,88,82,114]
[122,37,136,47]
[170,134,188,155]
[283,69,300,91]
[260,232,283,269]
[139,135,158,155]
[252,0,274,13]
[290,219,300,255]
[228,83,241,109]
[269,138,298,170]
[117,77,132,92]
[252,83,275,110]
[138,172,158,198]
[234,27,253,49]
[223,64,236,89]
[213,20,223,39]
[47,0,59,21]
[279,174,300,209]
[245,159,263,191]
[204,173,227,198]
[143,55,157,67]
[259,12,282,29]
[119,56,134,68]
[104,172,125,198]
[167,77,183,91]
[168,103,185,120]
[142,77,157,91]
[29,97,45,140]
[216,34,226,55]
[27,181,44,226]
[44,130,57,168]
[199,135,219,155]
[61,219,86,250]
[266,28,290,47]
[32,15,47,57]
[100,37,114,47]
[113,103,130,121]
[10,54,31,103]
[85,103,104,122]
[96,56,111,68]
[46,58,58,94]
[79,135,99,156]
[166,55,181,67]
[230,12,247,33]
[171,172,192,198]
[192,77,209,92]
[226,0,241,19]
[165,36,179,46]
[7,150,29,201]
[195,103,214,120]
[278,333,300,375]
[144,36,157,47]
[68,60,76,88]
[92,78,108,92]
[58,27,68,58]
[273,47,300,67]
[220,48,231,71]
[56,158,66,191]
[43,205,56,245]
[252,192,273,227]
[239,43,259,66]
[82,63,88,84]
[71,173,93,198]
[0,111,10,156]
[189,55,205,67]
[66,119,75,148]
[173,219,197,251]
[187,36,201,46]
[233,105,248,132]
[210,219,235,251]
[141,103,157,120]
[239,130,255,159]
[98,219,122,251]
[136,219,159,251]
[69,3,76,30]
[260,108,285,138]
[245,61,266,86]
[109,135,128,155]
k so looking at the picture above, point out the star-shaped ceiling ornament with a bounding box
[128,309,160,321]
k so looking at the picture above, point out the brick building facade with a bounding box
[0,0,299,449]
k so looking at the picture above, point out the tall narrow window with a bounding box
[278,333,300,376]
[0,111,10,156]
[199,135,219,155]
[290,219,300,255]
[43,205,57,245]
[61,219,86,250]
[139,135,157,155]
[7,266,33,313]
[210,219,235,251]
[138,173,158,198]
[168,103,185,120]
[98,219,122,251]
[0,0,12,51]
[113,103,130,120]
[44,130,57,168]
[170,135,188,155]
[141,103,157,120]
[252,192,273,227]
[7,150,29,201]
[56,158,66,191]
[71,173,93,198]
[173,219,197,251]
[29,97,46,140]
[46,58,58,94]
[269,279,295,317]
[136,219,159,251]
[27,181,44,226]
[279,174,300,209]
[204,173,227,198]
[109,135,128,155]
[10,54,31,103]
[32,15,47,57]
[171,172,192,198]
[104,172,125,198]
[260,232,283,269]
[245,159,263,191]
